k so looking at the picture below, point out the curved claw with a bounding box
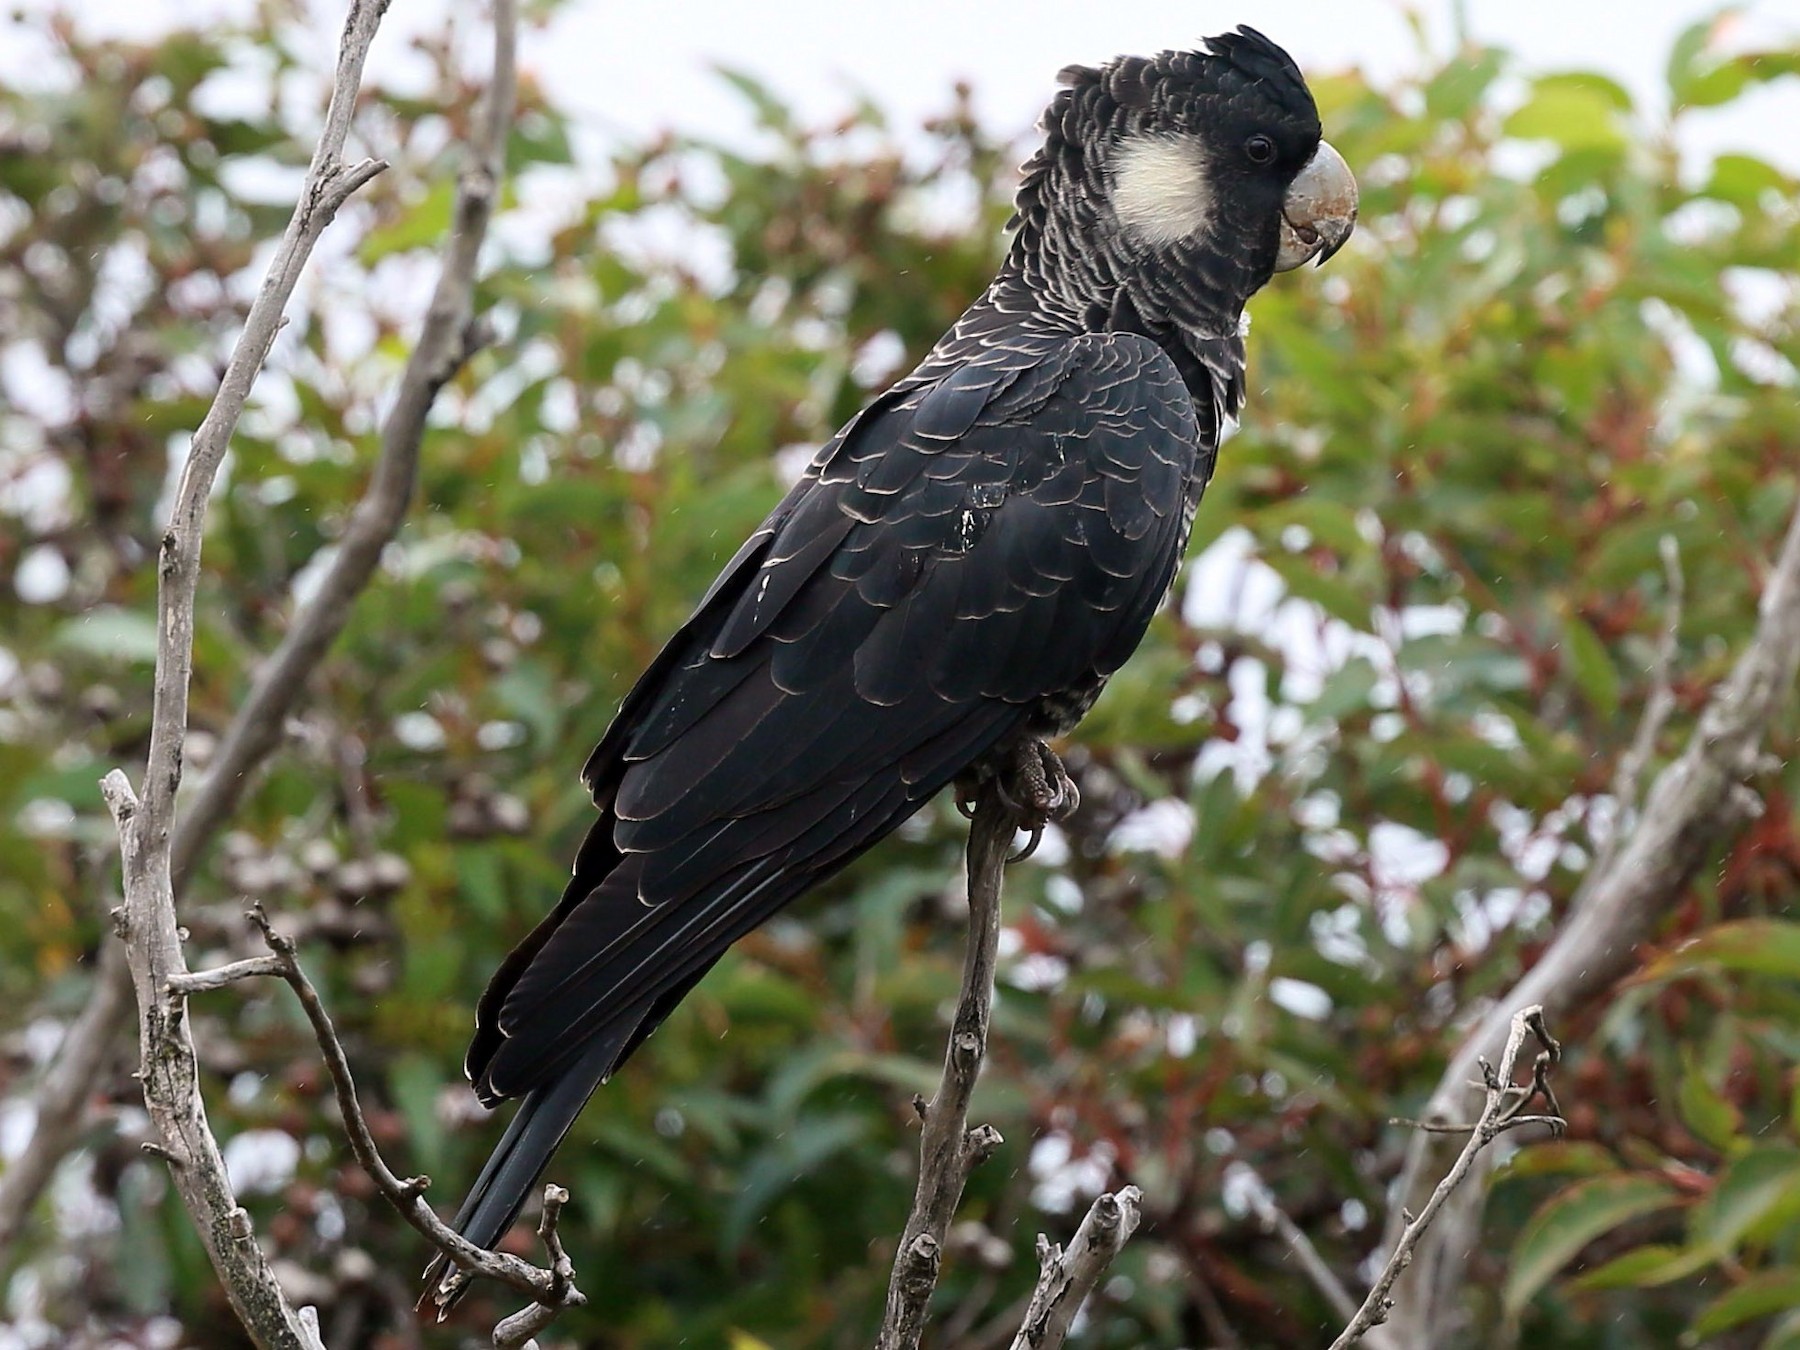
[1045,761,1080,823]
[978,738,1083,865]
[1030,743,1080,824]
[991,771,1030,821]
[1008,825,1045,864]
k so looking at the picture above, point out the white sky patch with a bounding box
[393,710,447,752]
[1270,976,1333,1020]
[1167,1012,1200,1057]
[0,1100,35,1164]
[1369,820,1449,892]
[1028,1132,1117,1214]
[1007,952,1070,992]
[13,547,69,605]
[773,442,818,488]
[1311,904,1372,967]
[0,341,75,428]
[51,1154,119,1242]
[222,1128,301,1195]
[0,441,73,536]
[1042,872,1084,914]
[288,542,340,610]
[852,329,907,389]
[1451,884,1550,952]
[16,800,76,839]
[1107,798,1195,858]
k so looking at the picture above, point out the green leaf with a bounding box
[1693,1148,1800,1255]
[1694,1269,1800,1338]
[1572,1242,1713,1291]
[1639,921,1800,983]
[1424,46,1506,120]
[1767,1308,1800,1350]
[1666,13,1720,106]
[1678,1050,1744,1152]
[53,606,161,664]
[721,1113,865,1252]
[389,1052,448,1177]
[494,659,563,749]
[1258,494,1371,557]
[1534,71,1636,113]
[357,178,456,264]
[714,66,795,133]
[1504,1174,1682,1315]
[1705,153,1793,206]
[1501,1141,1622,1181]
[1677,49,1800,111]
[1309,658,1381,723]
[1503,78,1628,151]
[1559,612,1621,716]
[1264,551,1370,627]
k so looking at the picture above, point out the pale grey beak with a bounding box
[1274,140,1358,271]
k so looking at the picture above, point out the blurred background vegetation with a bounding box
[1,3,1798,1347]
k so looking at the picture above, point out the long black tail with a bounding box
[419,1035,616,1311]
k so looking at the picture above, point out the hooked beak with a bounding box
[1274,140,1357,271]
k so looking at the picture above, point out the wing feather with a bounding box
[468,331,1202,1114]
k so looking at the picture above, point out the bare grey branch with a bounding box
[1229,1163,1362,1328]
[100,5,396,1340]
[1009,1186,1143,1350]
[875,786,1013,1350]
[1376,492,1800,1349]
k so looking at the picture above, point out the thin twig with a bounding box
[167,955,289,995]
[1008,1186,1143,1350]
[491,1187,579,1349]
[1329,1007,1563,1350]
[1190,1269,1245,1350]
[1229,1162,1361,1327]
[232,905,584,1326]
[874,785,1014,1350]
[1377,493,1800,1348]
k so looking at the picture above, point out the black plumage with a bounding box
[427,26,1354,1300]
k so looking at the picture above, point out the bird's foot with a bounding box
[992,738,1080,862]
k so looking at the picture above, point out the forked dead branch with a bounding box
[1329,1007,1565,1349]
[169,904,587,1343]
[877,753,1142,1350]
[94,0,525,1342]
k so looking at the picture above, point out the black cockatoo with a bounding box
[427,25,1354,1301]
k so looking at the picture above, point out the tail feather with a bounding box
[420,1034,620,1312]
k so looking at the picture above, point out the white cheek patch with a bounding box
[1111,135,1213,246]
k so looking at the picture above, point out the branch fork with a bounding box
[1010,1185,1143,1350]
[1330,1006,1565,1350]
[877,746,1141,1350]
[173,903,588,1340]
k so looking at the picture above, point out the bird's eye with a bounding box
[1244,134,1276,165]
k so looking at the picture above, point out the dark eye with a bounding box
[1244,134,1276,165]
